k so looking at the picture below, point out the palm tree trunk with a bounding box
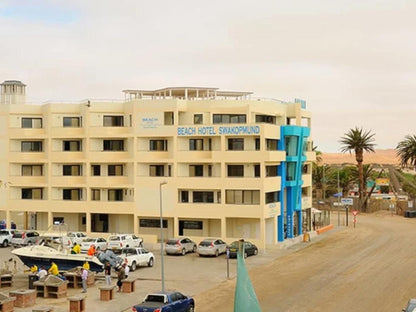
[356,151,364,212]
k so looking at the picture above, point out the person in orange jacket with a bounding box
[87,244,96,256]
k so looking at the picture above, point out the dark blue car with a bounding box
[132,291,194,312]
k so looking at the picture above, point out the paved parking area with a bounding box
[0,232,328,311]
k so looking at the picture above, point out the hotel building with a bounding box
[0,80,315,248]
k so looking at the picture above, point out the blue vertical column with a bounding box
[277,163,285,242]
[286,187,294,238]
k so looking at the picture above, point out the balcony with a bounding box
[176,150,213,162]
[49,127,84,138]
[88,151,131,162]
[89,126,133,137]
[50,152,85,162]
[136,151,172,161]
[9,152,46,162]
[88,176,131,187]
[9,176,47,186]
[50,176,86,186]
[9,128,46,139]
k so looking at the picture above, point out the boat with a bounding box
[12,244,105,272]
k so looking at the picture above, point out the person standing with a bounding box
[81,267,88,293]
[116,265,125,292]
[104,262,111,286]
[123,262,130,279]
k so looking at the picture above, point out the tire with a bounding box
[187,304,195,312]
[148,258,154,267]
[215,249,219,257]
[192,245,197,253]
[96,247,100,252]
[181,248,186,256]
[131,261,137,272]
[2,240,8,247]
[254,249,258,255]
[244,252,248,259]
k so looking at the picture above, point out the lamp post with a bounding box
[159,181,167,292]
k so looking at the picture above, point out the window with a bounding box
[189,165,203,177]
[255,138,260,151]
[180,190,189,203]
[139,219,167,228]
[285,136,298,156]
[266,191,279,204]
[189,139,203,151]
[150,165,165,177]
[149,140,167,151]
[254,164,260,177]
[255,115,276,124]
[21,118,42,128]
[22,165,43,176]
[63,140,82,151]
[287,162,296,181]
[193,191,214,203]
[63,189,81,200]
[108,189,123,201]
[63,165,82,176]
[226,190,260,204]
[213,114,246,124]
[103,140,124,151]
[91,165,101,176]
[63,117,81,127]
[266,139,278,151]
[194,114,203,124]
[266,166,278,177]
[164,112,174,125]
[228,138,244,151]
[21,141,42,152]
[182,221,203,230]
[108,165,123,176]
[91,189,100,201]
[227,165,244,177]
[103,115,124,127]
[22,188,43,199]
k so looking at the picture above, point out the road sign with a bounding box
[352,210,358,216]
[341,198,353,206]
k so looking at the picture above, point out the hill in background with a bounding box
[321,149,399,165]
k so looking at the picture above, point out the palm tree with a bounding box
[396,135,416,170]
[339,127,376,211]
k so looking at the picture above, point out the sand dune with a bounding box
[321,149,400,165]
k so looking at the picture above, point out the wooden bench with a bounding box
[99,285,115,301]
[121,278,135,293]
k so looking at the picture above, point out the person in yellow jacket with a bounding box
[48,262,59,276]
[82,261,90,270]
[30,264,38,273]
[71,242,81,254]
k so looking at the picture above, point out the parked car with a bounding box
[67,232,87,246]
[132,292,194,312]
[120,247,155,271]
[107,234,143,251]
[80,237,107,253]
[228,240,258,258]
[11,230,40,247]
[197,238,227,257]
[0,229,15,247]
[165,237,197,256]
[403,299,416,312]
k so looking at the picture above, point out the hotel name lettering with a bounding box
[177,125,260,136]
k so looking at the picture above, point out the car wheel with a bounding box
[254,249,258,255]
[215,249,219,257]
[131,261,137,272]
[96,247,100,252]
[244,252,248,259]
[181,248,186,256]
[2,240,8,247]
[187,304,194,312]
[192,245,197,253]
[148,258,154,267]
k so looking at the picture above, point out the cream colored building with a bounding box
[0,81,315,248]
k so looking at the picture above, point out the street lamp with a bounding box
[159,181,167,292]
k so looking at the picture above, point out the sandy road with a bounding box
[195,212,416,311]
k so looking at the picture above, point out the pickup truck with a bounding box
[119,247,154,271]
[132,292,195,312]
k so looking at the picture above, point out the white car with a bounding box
[107,234,143,251]
[120,247,154,271]
[67,232,87,246]
[0,229,15,247]
[80,237,107,253]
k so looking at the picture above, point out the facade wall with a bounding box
[0,85,315,248]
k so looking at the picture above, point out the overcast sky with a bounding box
[1,0,415,152]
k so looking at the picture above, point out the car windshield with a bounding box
[83,238,96,242]
[167,240,179,245]
[229,242,239,248]
[109,236,120,241]
[13,232,23,238]
[199,240,213,246]
[0,231,8,235]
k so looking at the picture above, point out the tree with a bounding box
[339,127,376,211]
[396,135,416,170]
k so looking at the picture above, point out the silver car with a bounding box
[197,238,227,257]
[80,237,107,253]
[165,237,197,256]
[11,230,40,247]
